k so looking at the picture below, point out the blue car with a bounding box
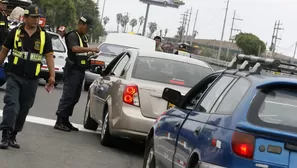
[143,54,297,168]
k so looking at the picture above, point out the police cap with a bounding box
[0,0,8,4]
[24,5,42,17]
[79,15,93,27]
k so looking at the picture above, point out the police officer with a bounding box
[0,5,55,149]
[54,16,99,132]
[175,43,191,57]
[0,0,8,48]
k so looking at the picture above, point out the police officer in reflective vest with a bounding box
[0,5,55,149]
[175,43,191,57]
[0,0,8,47]
[54,16,99,132]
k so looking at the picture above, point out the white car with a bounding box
[39,31,67,86]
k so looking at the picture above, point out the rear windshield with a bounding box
[248,87,297,132]
[49,34,66,52]
[132,56,213,88]
[99,43,136,56]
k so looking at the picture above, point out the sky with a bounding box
[97,0,297,57]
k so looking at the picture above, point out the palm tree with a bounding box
[116,13,123,32]
[103,16,110,27]
[130,19,138,32]
[148,22,157,37]
[121,14,129,33]
[164,28,168,37]
[137,16,145,34]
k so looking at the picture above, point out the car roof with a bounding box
[130,49,212,69]
[224,69,297,86]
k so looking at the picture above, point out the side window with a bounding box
[195,76,234,113]
[112,55,130,77]
[215,78,251,115]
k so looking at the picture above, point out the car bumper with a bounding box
[199,162,226,168]
[109,104,155,140]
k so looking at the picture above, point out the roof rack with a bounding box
[227,54,297,75]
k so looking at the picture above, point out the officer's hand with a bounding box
[91,48,100,53]
[47,76,55,86]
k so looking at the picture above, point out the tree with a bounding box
[103,16,110,27]
[159,29,162,37]
[235,32,266,56]
[129,18,137,32]
[121,14,129,33]
[164,28,168,37]
[148,22,157,37]
[137,16,144,34]
[176,26,185,37]
[116,13,122,32]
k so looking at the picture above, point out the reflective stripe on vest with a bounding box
[11,27,45,77]
[14,28,45,55]
[0,21,5,26]
[75,31,88,65]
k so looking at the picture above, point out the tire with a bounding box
[0,79,6,87]
[143,137,156,168]
[163,1,168,5]
[100,108,114,146]
[83,99,98,130]
[84,81,90,91]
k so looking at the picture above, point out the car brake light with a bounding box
[123,85,140,106]
[231,131,255,159]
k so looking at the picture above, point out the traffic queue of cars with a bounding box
[143,55,297,168]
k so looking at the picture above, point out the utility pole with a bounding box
[101,0,106,23]
[217,0,230,60]
[293,42,297,59]
[270,20,284,57]
[190,10,199,45]
[179,10,188,42]
[226,10,243,59]
[185,7,192,43]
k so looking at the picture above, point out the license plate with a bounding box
[167,102,175,109]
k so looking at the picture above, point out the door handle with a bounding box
[194,127,201,136]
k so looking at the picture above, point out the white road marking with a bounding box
[0,110,100,134]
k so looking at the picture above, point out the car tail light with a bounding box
[231,131,255,159]
[123,85,140,106]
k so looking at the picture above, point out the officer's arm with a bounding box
[66,33,98,53]
[0,29,14,64]
[43,33,55,78]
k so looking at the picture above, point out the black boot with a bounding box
[9,131,20,149]
[0,130,9,149]
[54,117,71,132]
[65,119,79,131]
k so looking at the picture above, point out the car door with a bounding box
[173,75,237,168]
[93,52,131,122]
[154,73,221,168]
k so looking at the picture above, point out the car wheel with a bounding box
[143,137,156,168]
[83,99,98,130]
[0,79,6,87]
[84,81,90,91]
[100,108,113,146]
[163,1,168,4]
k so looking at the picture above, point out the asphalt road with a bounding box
[0,81,144,168]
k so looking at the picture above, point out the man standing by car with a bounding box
[54,16,99,132]
[154,36,163,52]
[0,0,8,48]
[0,5,55,149]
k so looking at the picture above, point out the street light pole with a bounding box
[217,0,230,60]
[101,0,106,23]
[142,3,150,36]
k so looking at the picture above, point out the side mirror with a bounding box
[162,88,182,106]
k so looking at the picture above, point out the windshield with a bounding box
[99,43,136,56]
[132,56,213,88]
[257,88,297,128]
[49,34,66,52]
